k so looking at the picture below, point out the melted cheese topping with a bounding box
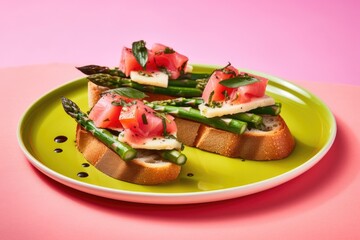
[118,133,182,150]
[130,70,168,88]
[199,95,275,118]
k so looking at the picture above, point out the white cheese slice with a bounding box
[130,70,169,88]
[185,65,193,73]
[199,95,275,118]
[118,134,182,150]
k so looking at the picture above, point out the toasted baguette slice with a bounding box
[76,125,181,185]
[88,81,109,108]
[192,115,294,160]
[87,81,295,160]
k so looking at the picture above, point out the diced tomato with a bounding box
[202,66,269,105]
[119,101,177,140]
[230,73,268,104]
[119,43,188,79]
[152,43,188,79]
[88,93,128,129]
[151,43,169,53]
[119,47,138,76]
[201,65,239,104]
[119,47,157,77]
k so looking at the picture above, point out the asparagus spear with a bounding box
[61,97,137,161]
[146,103,247,134]
[231,113,262,128]
[153,99,262,128]
[77,65,208,90]
[151,97,204,107]
[152,97,282,116]
[248,103,282,115]
[150,97,286,128]
[167,78,208,89]
[160,150,187,165]
[88,73,203,97]
[178,72,210,80]
[76,65,127,77]
[77,64,210,80]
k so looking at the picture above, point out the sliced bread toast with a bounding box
[86,82,295,160]
[76,125,181,185]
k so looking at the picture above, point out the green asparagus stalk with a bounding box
[168,78,208,89]
[77,65,208,90]
[146,103,247,134]
[77,64,210,80]
[231,113,262,128]
[248,103,282,115]
[88,73,203,97]
[61,97,137,161]
[151,97,204,107]
[151,97,281,116]
[160,150,187,165]
[76,65,127,77]
[150,97,263,128]
[178,72,210,80]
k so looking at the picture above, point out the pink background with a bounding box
[1,0,359,85]
[2,0,360,239]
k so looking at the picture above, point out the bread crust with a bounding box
[76,125,181,185]
[191,116,295,160]
[88,82,109,108]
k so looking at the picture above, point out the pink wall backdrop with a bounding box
[1,0,359,85]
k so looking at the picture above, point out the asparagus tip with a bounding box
[61,96,80,118]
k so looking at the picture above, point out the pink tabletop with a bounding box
[1,0,360,239]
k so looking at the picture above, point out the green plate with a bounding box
[17,65,336,204]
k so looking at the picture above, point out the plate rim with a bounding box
[17,64,337,204]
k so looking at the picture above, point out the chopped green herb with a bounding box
[151,111,172,137]
[221,63,237,76]
[164,47,175,54]
[219,74,259,88]
[138,71,153,77]
[158,66,170,76]
[141,113,148,125]
[111,99,128,107]
[222,90,230,101]
[208,90,215,104]
[132,40,148,69]
[161,117,169,137]
[106,87,148,99]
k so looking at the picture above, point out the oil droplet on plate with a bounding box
[81,163,90,167]
[54,135,68,143]
[77,172,88,178]
[54,148,63,153]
